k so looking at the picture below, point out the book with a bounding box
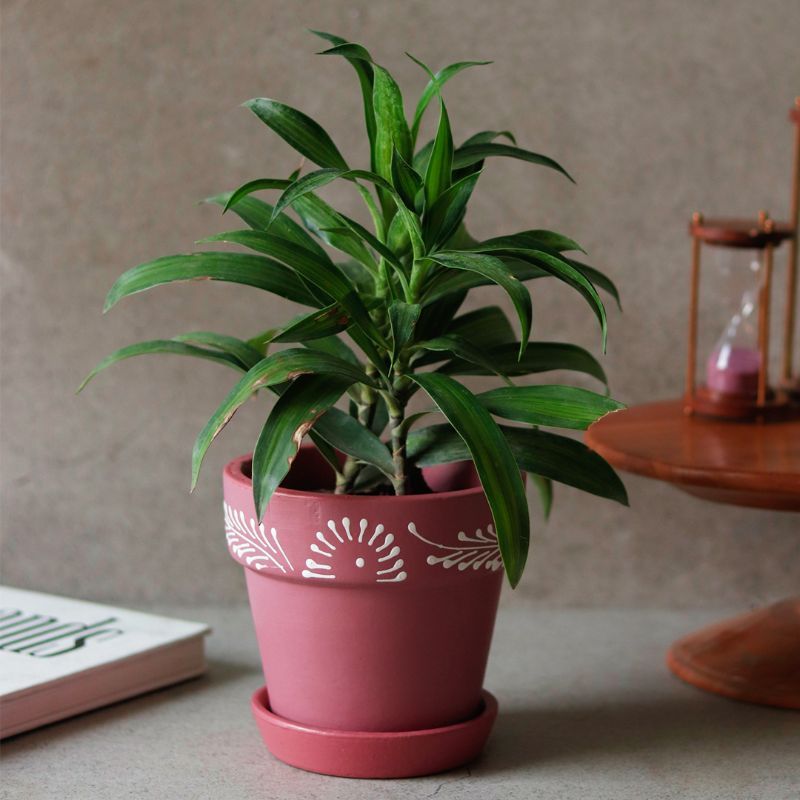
[0,586,210,738]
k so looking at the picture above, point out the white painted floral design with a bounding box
[407,522,503,572]
[302,517,407,583]
[223,502,294,573]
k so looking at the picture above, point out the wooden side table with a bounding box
[587,399,800,709]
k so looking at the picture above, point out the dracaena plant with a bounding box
[82,31,628,587]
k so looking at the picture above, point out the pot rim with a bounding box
[224,452,487,504]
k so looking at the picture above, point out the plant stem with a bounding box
[385,356,410,495]
[389,401,406,496]
[335,367,381,494]
[334,469,350,494]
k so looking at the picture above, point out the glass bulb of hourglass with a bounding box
[706,284,760,397]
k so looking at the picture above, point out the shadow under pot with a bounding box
[222,445,504,778]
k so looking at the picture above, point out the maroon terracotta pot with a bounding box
[222,446,504,774]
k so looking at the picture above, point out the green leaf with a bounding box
[416,334,510,381]
[424,99,453,208]
[421,250,593,305]
[405,52,437,82]
[396,205,425,260]
[415,290,466,342]
[310,31,377,165]
[409,373,530,588]
[316,41,372,61]
[351,465,391,493]
[407,423,628,506]
[461,130,516,147]
[268,168,417,264]
[104,252,318,312]
[440,341,607,385]
[306,430,343,477]
[313,407,394,478]
[335,212,406,273]
[391,148,424,209]
[222,178,291,213]
[569,259,622,310]
[514,428,628,506]
[386,212,412,257]
[313,166,422,259]
[421,264,491,302]
[478,385,624,429]
[369,396,390,437]
[467,239,606,346]
[199,230,386,348]
[453,142,574,183]
[315,211,412,298]
[191,349,374,490]
[78,339,243,392]
[436,252,620,310]
[410,60,492,146]
[425,251,532,356]
[171,332,264,369]
[303,335,359,364]
[388,301,421,365]
[272,304,351,343]
[247,329,276,356]
[413,137,434,175]
[407,423,471,464]
[529,474,553,520]
[245,98,348,170]
[396,410,432,437]
[448,306,516,349]
[372,65,412,181]
[443,222,481,249]
[252,374,353,520]
[205,192,328,259]
[292,194,377,268]
[270,168,345,223]
[475,230,585,255]
[336,257,377,295]
[500,248,608,350]
[206,192,273,229]
[252,364,342,477]
[423,171,480,249]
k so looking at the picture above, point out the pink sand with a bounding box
[706,346,760,396]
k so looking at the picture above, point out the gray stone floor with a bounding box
[2,606,797,799]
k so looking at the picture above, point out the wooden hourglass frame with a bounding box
[783,98,800,394]
[684,100,800,420]
[684,211,794,420]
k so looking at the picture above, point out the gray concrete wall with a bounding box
[2,0,799,606]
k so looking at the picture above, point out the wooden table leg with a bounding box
[666,597,800,710]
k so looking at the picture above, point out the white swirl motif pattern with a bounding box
[407,521,502,572]
[223,502,294,573]
[302,517,407,583]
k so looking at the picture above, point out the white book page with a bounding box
[0,586,210,699]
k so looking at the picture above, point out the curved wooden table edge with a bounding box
[585,400,800,511]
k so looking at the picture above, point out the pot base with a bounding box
[250,686,498,779]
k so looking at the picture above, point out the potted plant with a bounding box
[82,30,627,778]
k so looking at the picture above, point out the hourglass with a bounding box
[684,211,794,419]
